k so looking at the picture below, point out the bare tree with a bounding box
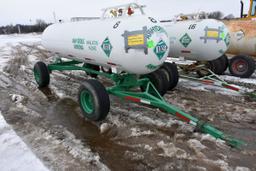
[36,19,47,27]
[207,11,224,19]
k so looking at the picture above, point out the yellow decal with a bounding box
[128,34,145,46]
[206,31,219,38]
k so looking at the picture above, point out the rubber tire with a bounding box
[208,55,228,75]
[78,79,110,121]
[197,55,228,77]
[84,63,100,78]
[229,55,255,78]
[34,61,50,88]
[160,62,179,90]
[156,69,169,95]
[141,69,169,96]
[221,54,229,72]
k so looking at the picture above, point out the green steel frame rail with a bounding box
[47,59,245,148]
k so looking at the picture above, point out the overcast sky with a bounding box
[0,0,249,26]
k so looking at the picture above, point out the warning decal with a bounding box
[206,31,219,38]
[122,26,148,55]
[128,34,145,46]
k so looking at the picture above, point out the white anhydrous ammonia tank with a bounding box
[163,19,231,61]
[42,16,170,75]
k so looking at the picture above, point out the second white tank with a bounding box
[163,19,230,61]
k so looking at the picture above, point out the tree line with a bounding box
[0,19,51,35]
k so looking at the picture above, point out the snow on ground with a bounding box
[0,50,9,71]
[0,33,41,46]
[0,111,49,171]
[0,34,49,171]
[0,33,41,71]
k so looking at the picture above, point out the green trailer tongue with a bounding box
[107,75,245,148]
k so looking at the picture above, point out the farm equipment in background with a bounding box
[223,0,256,78]
[165,0,256,78]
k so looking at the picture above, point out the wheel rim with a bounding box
[80,90,94,114]
[34,68,41,84]
[232,60,248,74]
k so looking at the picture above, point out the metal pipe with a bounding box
[241,0,244,18]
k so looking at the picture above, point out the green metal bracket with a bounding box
[47,59,245,148]
[48,60,117,80]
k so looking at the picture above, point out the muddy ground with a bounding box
[0,42,255,171]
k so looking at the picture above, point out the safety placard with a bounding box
[200,26,223,43]
[206,31,219,38]
[122,26,148,55]
[127,34,145,46]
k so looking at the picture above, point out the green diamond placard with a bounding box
[101,37,113,57]
[154,40,168,60]
[179,33,192,48]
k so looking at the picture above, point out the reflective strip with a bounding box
[140,99,151,105]
[125,96,151,105]
[189,120,197,126]
[125,96,140,103]
[223,85,240,92]
[202,80,214,85]
[175,112,190,123]
[201,80,240,92]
